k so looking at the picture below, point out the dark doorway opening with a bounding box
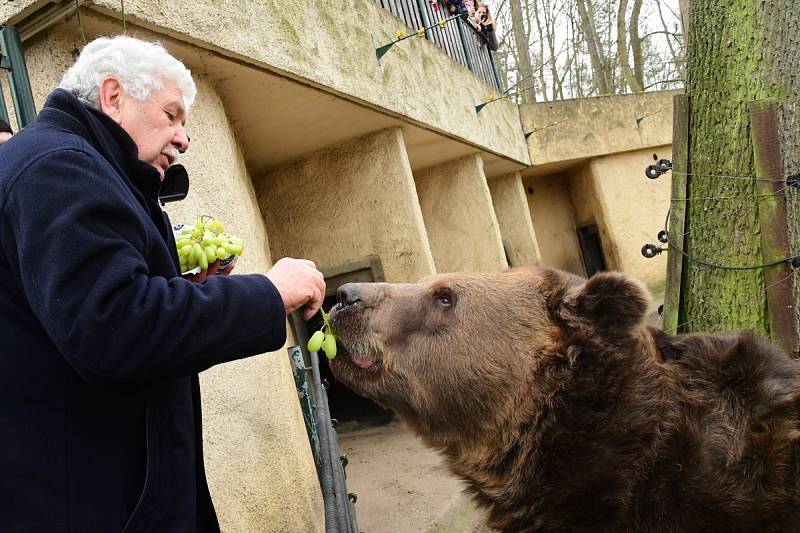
[291,256,394,429]
[576,225,607,277]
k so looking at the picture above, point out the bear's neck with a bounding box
[442,329,669,531]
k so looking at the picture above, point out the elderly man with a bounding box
[0,36,325,532]
[0,118,11,143]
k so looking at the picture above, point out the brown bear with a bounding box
[328,267,800,533]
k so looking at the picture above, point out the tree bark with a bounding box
[575,0,612,95]
[616,0,643,92]
[679,0,800,344]
[629,0,644,89]
[509,0,536,103]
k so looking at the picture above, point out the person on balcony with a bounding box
[475,2,499,51]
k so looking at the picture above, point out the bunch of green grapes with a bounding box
[307,308,337,360]
[175,215,244,274]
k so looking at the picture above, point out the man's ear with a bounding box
[98,77,125,124]
[563,272,650,337]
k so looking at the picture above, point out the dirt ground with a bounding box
[338,422,493,533]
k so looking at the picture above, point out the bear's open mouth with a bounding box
[337,343,382,373]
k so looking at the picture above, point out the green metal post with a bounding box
[0,80,9,125]
[489,51,504,92]
[414,0,432,40]
[0,27,37,128]
[455,17,476,73]
[288,345,321,470]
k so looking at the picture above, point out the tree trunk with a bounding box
[575,0,612,95]
[616,0,643,92]
[509,0,536,103]
[629,0,644,89]
[678,0,800,345]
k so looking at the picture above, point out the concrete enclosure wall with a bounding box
[414,154,507,273]
[523,173,586,277]
[256,128,436,283]
[585,146,672,295]
[488,172,542,268]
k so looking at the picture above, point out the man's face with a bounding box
[0,132,11,144]
[113,80,189,179]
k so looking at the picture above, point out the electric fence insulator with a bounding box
[645,165,662,179]
[787,174,800,190]
[658,230,669,244]
[657,159,672,172]
[641,243,664,259]
[791,257,800,269]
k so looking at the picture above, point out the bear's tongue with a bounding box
[351,355,376,369]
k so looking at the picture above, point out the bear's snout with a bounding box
[337,283,363,308]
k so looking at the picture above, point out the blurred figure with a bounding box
[475,3,499,51]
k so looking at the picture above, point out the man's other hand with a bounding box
[183,259,236,284]
[266,258,326,320]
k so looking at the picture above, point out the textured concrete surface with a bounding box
[0,0,531,166]
[521,90,677,172]
[522,173,586,277]
[256,127,437,283]
[339,422,493,533]
[585,147,672,295]
[488,172,542,268]
[415,154,507,273]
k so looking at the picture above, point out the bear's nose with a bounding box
[338,283,363,308]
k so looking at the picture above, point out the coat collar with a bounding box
[37,89,163,200]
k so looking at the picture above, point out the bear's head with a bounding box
[328,267,651,445]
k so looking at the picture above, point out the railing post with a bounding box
[455,17,476,73]
[0,26,36,128]
[489,51,504,91]
[414,0,432,40]
[0,81,9,125]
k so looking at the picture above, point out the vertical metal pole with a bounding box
[0,78,9,125]
[455,17,476,73]
[489,51,504,92]
[0,27,36,128]
[414,0,432,40]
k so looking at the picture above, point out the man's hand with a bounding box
[266,258,326,320]
[183,259,236,283]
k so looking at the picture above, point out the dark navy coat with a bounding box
[0,90,287,532]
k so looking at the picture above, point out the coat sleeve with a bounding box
[1,148,287,382]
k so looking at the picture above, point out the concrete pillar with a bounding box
[165,77,324,533]
[255,127,435,283]
[414,154,507,273]
[488,172,542,267]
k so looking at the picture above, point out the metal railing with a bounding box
[375,0,503,91]
[0,26,36,128]
[288,346,359,533]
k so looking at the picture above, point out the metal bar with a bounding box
[490,51,504,91]
[288,346,320,470]
[455,17,476,73]
[663,94,690,333]
[750,100,798,354]
[0,27,36,128]
[310,349,339,533]
[415,0,431,39]
[0,77,9,125]
[322,385,351,533]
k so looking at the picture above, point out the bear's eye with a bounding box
[434,289,453,307]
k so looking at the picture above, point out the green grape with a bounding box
[322,333,337,360]
[198,251,208,270]
[216,247,229,260]
[176,238,191,249]
[204,246,217,263]
[307,330,325,352]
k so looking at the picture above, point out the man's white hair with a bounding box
[59,36,196,110]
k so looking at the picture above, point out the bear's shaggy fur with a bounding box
[328,267,800,532]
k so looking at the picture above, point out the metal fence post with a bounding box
[414,0,432,39]
[0,26,37,128]
[489,51,504,91]
[455,17,476,73]
[0,80,9,125]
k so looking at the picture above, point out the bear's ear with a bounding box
[562,272,650,336]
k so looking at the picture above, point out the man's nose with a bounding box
[174,125,190,154]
